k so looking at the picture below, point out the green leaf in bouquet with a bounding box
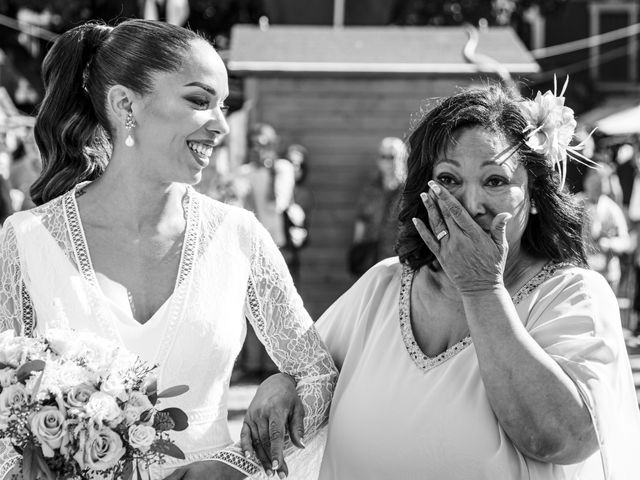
[22,444,54,480]
[16,360,45,383]
[122,459,134,480]
[152,439,186,460]
[160,408,189,431]
[139,409,153,424]
[143,377,158,406]
[157,385,189,399]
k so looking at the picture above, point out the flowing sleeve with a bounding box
[524,268,640,479]
[211,214,337,477]
[0,221,24,478]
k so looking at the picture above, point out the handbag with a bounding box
[347,240,379,276]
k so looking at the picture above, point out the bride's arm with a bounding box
[236,214,338,476]
[0,221,27,478]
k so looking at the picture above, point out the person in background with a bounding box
[580,163,631,295]
[348,136,407,277]
[234,123,296,382]
[281,143,312,283]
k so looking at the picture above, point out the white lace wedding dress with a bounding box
[0,184,337,479]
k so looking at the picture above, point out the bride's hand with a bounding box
[241,373,305,478]
[162,460,244,480]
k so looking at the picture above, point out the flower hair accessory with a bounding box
[520,75,597,187]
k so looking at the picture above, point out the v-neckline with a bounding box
[63,182,201,326]
[398,261,572,373]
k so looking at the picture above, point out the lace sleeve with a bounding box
[244,214,337,435]
[211,214,337,476]
[0,222,24,478]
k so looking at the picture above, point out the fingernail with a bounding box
[272,460,280,471]
[428,181,440,194]
[267,470,274,477]
[419,192,428,202]
[244,450,251,458]
[300,439,306,448]
[278,472,286,479]
[412,217,418,226]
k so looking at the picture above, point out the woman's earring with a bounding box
[530,199,538,215]
[125,111,136,147]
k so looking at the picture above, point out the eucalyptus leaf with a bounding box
[157,385,189,399]
[152,439,186,460]
[16,360,45,383]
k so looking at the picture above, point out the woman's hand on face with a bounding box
[162,460,245,480]
[240,373,305,478]
[413,180,512,295]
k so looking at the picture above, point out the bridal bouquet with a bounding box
[0,329,189,480]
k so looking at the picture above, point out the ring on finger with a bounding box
[436,229,449,241]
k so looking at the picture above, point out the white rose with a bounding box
[0,368,17,387]
[127,424,156,452]
[66,383,98,409]
[74,426,125,470]
[0,342,24,368]
[122,391,153,426]
[85,392,123,427]
[100,375,127,402]
[30,406,67,457]
[0,383,28,416]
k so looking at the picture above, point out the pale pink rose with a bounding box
[0,368,17,387]
[66,383,98,409]
[30,406,67,457]
[100,375,127,402]
[122,391,153,426]
[85,392,123,427]
[0,383,28,416]
[74,426,126,470]
[127,424,156,452]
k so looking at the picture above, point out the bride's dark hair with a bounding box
[32,19,205,205]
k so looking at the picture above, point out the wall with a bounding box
[246,75,478,319]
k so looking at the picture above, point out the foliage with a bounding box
[390,0,569,27]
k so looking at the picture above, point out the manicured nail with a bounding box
[267,469,274,477]
[272,460,280,471]
[299,439,306,448]
[412,217,418,226]
[244,450,251,458]
[428,181,440,194]
[278,472,286,479]
[419,192,428,202]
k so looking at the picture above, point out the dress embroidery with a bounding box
[399,262,574,372]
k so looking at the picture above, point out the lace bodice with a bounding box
[0,186,337,478]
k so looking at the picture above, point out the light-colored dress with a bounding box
[313,258,640,479]
[0,184,337,479]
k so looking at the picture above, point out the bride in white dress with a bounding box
[0,19,336,480]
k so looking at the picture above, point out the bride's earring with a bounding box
[125,111,136,147]
[530,199,538,215]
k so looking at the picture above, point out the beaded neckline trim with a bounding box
[398,261,573,373]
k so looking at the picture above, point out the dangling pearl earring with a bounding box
[530,199,538,215]
[124,111,136,147]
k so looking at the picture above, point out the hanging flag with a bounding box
[143,0,160,20]
[166,0,190,26]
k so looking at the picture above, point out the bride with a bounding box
[0,19,336,480]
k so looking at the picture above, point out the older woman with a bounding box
[244,83,640,479]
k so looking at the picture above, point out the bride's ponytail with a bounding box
[32,23,112,205]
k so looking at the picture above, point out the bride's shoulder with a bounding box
[196,191,255,228]
[5,194,65,234]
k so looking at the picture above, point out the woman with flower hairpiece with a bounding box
[240,81,640,479]
[0,19,337,480]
